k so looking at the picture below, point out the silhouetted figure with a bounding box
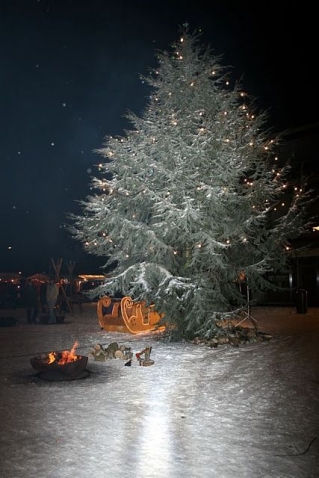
[73,291,84,314]
[57,287,68,314]
[40,282,47,313]
[46,279,59,324]
[23,280,38,324]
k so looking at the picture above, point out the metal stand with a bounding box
[236,283,258,330]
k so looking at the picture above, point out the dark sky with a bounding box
[1,0,318,276]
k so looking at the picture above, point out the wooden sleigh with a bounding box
[97,295,165,334]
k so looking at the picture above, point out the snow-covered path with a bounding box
[0,305,318,478]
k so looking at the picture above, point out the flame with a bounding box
[47,352,56,364]
[69,340,79,356]
[44,341,80,365]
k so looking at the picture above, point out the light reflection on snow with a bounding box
[137,406,172,475]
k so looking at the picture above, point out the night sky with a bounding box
[1,0,317,276]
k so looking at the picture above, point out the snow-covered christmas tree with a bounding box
[70,26,311,339]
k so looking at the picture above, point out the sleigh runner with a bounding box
[97,295,165,334]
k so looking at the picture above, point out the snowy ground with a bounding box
[0,303,318,478]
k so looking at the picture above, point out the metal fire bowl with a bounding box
[30,354,88,378]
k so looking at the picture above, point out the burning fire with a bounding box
[47,341,80,365]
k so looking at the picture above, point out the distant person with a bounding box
[46,279,59,324]
[57,286,69,314]
[23,280,38,324]
[39,282,47,313]
[73,291,84,314]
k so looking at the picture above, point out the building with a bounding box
[257,123,319,306]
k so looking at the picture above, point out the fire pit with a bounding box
[30,341,88,379]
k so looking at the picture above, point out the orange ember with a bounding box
[45,341,80,365]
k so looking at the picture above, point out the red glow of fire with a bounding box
[46,341,80,365]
